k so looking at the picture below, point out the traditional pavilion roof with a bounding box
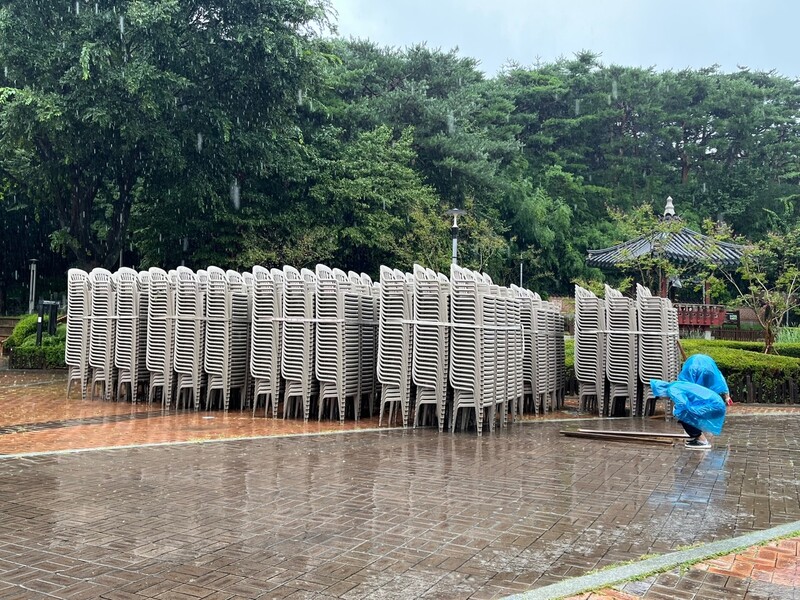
[587,197,747,269]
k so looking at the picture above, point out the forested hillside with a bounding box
[2,1,799,312]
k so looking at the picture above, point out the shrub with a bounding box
[778,327,800,343]
[564,338,574,370]
[3,314,40,350]
[9,344,66,369]
[564,337,800,403]
[683,338,800,358]
[6,313,67,369]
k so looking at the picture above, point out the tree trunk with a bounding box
[764,322,777,355]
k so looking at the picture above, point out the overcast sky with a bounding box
[330,0,800,78]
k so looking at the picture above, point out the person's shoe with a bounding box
[684,438,711,450]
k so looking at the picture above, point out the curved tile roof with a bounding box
[587,228,746,268]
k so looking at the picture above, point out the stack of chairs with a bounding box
[114,267,146,402]
[512,286,539,416]
[204,267,250,411]
[281,266,317,420]
[146,267,176,406]
[350,272,378,418]
[574,285,606,415]
[377,266,414,427]
[449,265,491,434]
[66,269,92,400]
[174,267,205,409]
[315,265,359,422]
[604,285,637,416]
[637,284,679,417]
[64,261,569,433]
[412,265,450,430]
[250,266,283,417]
[89,268,116,402]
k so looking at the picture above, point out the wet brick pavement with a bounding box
[1,414,800,599]
[574,537,800,599]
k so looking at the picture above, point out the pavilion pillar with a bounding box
[659,274,668,298]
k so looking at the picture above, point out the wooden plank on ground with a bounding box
[560,431,675,445]
[577,428,689,439]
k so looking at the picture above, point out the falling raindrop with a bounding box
[3,66,6,78]
[75,1,80,15]
[182,237,189,251]
[611,80,618,100]
[196,133,203,152]
[574,99,581,116]
[159,233,162,242]
[119,15,125,35]
[446,110,455,135]
[95,3,98,14]
[297,89,303,105]
[230,179,241,210]
[703,182,707,193]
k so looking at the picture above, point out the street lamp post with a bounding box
[445,208,466,266]
[28,259,38,314]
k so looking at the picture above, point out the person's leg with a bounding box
[679,421,710,448]
[679,421,703,439]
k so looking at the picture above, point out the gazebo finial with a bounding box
[664,196,676,219]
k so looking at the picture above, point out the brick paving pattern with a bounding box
[1,413,800,598]
[572,538,800,599]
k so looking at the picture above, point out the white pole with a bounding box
[28,260,37,314]
[451,214,459,265]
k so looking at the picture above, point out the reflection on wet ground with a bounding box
[0,370,595,455]
[2,369,800,598]
[0,401,799,598]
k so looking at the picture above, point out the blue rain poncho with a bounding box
[677,354,729,396]
[650,354,728,435]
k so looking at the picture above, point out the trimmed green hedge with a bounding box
[682,338,800,358]
[564,337,800,403]
[3,313,40,349]
[9,344,67,369]
[6,313,67,369]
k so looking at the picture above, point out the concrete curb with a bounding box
[504,520,800,600]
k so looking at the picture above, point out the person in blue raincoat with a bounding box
[651,354,734,450]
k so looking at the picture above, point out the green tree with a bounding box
[0,0,329,269]
[707,226,800,354]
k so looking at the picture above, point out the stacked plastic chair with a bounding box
[378,266,414,427]
[512,286,538,415]
[88,268,116,401]
[604,285,637,416]
[204,268,250,411]
[314,266,357,422]
[136,271,150,400]
[250,266,283,417]
[66,269,92,400]
[555,310,566,405]
[574,285,606,415]
[281,266,317,420]
[637,284,679,417]
[412,265,450,429]
[114,267,146,402]
[351,272,378,417]
[146,267,176,406]
[484,275,517,428]
[502,286,525,422]
[529,296,554,413]
[449,266,488,433]
[173,267,205,409]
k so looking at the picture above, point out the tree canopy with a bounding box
[2,2,800,313]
